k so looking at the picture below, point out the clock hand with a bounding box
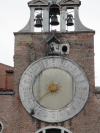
[39,90,51,100]
[38,81,61,100]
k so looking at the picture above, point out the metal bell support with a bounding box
[67,14,74,26]
[50,15,59,26]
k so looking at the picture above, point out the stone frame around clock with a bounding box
[19,56,89,123]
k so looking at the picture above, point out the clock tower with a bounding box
[13,0,96,132]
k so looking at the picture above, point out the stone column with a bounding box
[43,129,45,133]
[61,129,64,133]
[43,7,49,32]
[74,6,79,31]
[30,7,35,32]
[60,7,66,32]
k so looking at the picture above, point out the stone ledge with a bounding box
[0,91,15,95]
[14,30,95,35]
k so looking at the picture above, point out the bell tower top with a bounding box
[28,0,49,7]
[28,0,81,6]
[18,0,94,33]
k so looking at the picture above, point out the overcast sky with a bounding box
[0,0,100,86]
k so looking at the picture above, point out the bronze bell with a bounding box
[50,15,59,26]
[34,19,42,27]
[34,13,42,28]
[67,14,74,26]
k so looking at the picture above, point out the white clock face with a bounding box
[19,56,89,123]
[33,68,75,110]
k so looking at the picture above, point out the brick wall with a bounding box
[0,32,98,133]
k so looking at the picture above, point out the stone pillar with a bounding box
[61,129,64,133]
[74,6,79,31]
[43,7,49,32]
[30,7,35,32]
[43,129,45,133]
[60,7,66,32]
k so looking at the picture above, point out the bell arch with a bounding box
[49,4,60,31]
[49,4,60,16]
[35,126,72,133]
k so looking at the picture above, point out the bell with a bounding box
[50,15,59,26]
[67,14,74,26]
[34,18,42,28]
[34,13,42,28]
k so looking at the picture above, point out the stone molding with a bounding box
[14,30,95,35]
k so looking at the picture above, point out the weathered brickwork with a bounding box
[0,31,99,133]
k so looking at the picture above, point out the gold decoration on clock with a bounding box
[39,81,61,100]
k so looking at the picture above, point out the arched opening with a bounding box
[49,4,60,16]
[34,9,43,32]
[46,128,61,133]
[49,4,60,31]
[35,126,72,133]
[0,122,3,132]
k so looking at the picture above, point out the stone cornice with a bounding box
[14,30,95,35]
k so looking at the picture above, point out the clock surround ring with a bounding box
[19,56,89,123]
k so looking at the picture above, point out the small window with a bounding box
[46,129,61,133]
[62,45,67,53]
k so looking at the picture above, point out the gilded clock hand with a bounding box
[39,90,51,100]
[39,81,61,100]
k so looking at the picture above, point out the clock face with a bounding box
[33,68,75,110]
[19,56,89,123]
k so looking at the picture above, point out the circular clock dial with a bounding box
[19,56,89,123]
[33,68,75,110]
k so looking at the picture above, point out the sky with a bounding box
[0,0,100,86]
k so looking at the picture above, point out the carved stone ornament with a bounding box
[59,0,81,6]
[28,0,49,6]
[19,56,89,123]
